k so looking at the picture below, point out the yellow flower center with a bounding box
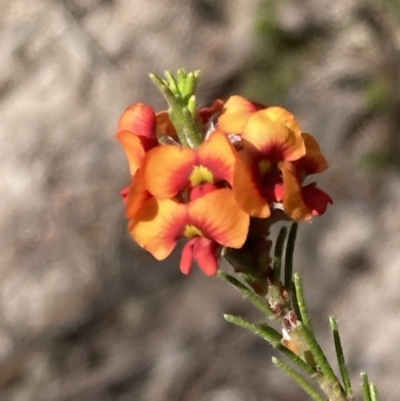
[184,224,204,239]
[258,160,271,174]
[189,165,214,187]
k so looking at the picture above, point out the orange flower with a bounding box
[129,188,249,275]
[118,101,230,222]
[219,105,305,218]
[142,130,236,200]
[217,96,331,221]
[218,95,305,162]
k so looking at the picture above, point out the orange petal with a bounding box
[188,188,249,248]
[143,145,197,199]
[279,162,312,221]
[197,130,236,185]
[118,103,157,139]
[243,110,306,162]
[125,169,152,219]
[233,153,271,218]
[294,133,329,175]
[263,107,302,137]
[218,95,262,133]
[129,198,188,260]
[156,111,178,139]
[116,130,146,175]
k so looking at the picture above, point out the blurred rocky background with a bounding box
[1,0,400,400]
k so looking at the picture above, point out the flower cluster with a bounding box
[116,95,332,276]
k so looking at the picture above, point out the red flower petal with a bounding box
[193,237,220,276]
[180,238,196,275]
[120,186,130,205]
[301,184,333,216]
[190,183,219,201]
[198,99,225,124]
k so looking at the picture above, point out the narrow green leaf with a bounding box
[284,222,298,288]
[329,317,353,397]
[273,226,287,284]
[361,372,372,401]
[223,314,274,340]
[149,73,176,106]
[369,382,380,401]
[294,274,314,334]
[187,95,197,116]
[184,72,195,97]
[177,68,187,93]
[218,271,274,317]
[296,321,339,386]
[272,357,326,401]
[149,73,166,91]
[224,314,317,377]
[164,71,179,95]
[290,281,302,323]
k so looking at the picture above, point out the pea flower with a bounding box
[140,129,236,200]
[129,187,249,276]
[217,95,331,221]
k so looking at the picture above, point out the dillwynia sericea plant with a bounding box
[116,69,380,401]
